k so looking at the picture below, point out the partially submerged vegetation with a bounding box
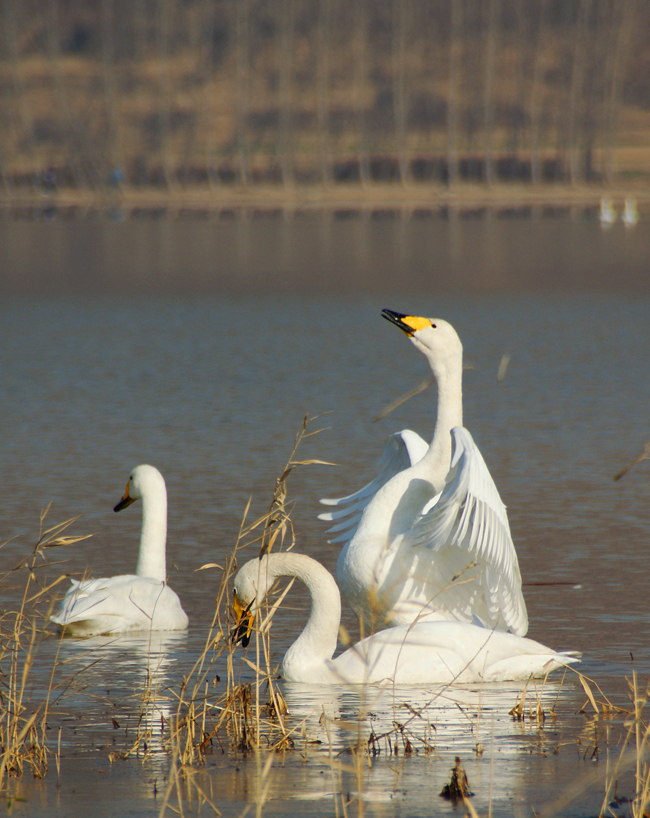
[0,506,91,789]
[1,419,649,818]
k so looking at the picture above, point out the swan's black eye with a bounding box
[431,323,437,328]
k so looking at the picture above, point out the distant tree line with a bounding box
[0,0,647,191]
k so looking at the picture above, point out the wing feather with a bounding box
[318,429,428,546]
[409,427,528,636]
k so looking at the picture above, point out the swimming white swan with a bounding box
[621,197,639,228]
[51,464,188,636]
[233,553,578,685]
[599,197,617,228]
[319,310,528,636]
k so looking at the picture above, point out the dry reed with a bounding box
[0,505,91,791]
[161,416,330,772]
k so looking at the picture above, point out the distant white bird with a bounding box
[621,197,639,228]
[233,553,578,685]
[319,311,528,637]
[51,465,188,636]
[599,197,617,228]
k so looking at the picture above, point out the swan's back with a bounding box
[51,574,188,636]
[330,621,579,685]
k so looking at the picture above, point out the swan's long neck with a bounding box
[261,553,341,680]
[135,486,167,581]
[418,349,464,492]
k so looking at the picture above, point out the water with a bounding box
[1,207,650,816]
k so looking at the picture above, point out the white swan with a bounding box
[233,553,578,685]
[621,197,639,228]
[51,464,188,636]
[319,310,528,636]
[599,197,617,228]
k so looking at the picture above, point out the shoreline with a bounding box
[2,181,650,213]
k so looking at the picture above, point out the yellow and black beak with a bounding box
[232,591,255,648]
[114,479,137,513]
[382,309,432,336]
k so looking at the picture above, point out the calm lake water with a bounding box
[1,205,649,816]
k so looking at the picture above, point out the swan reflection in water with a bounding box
[276,676,581,808]
[281,676,574,757]
[55,630,187,764]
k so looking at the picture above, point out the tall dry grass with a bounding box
[0,505,90,791]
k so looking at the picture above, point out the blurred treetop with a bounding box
[1,0,649,193]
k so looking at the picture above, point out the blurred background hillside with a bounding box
[1,0,650,200]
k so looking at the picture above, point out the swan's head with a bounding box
[232,557,275,647]
[114,464,166,513]
[382,309,462,372]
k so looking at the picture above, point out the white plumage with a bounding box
[599,197,617,228]
[320,311,528,636]
[233,553,578,685]
[621,197,639,228]
[51,464,188,636]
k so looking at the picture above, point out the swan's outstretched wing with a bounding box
[408,427,528,636]
[319,429,429,545]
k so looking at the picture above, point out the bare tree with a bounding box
[604,0,637,184]
[317,0,332,185]
[509,0,529,158]
[279,0,295,187]
[132,0,148,62]
[393,0,411,185]
[529,0,548,184]
[3,0,35,188]
[46,0,92,188]
[236,0,251,186]
[354,0,370,185]
[483,0,500,184]
[156,0,174,187]
[568,0,591,184]
[202,0,217,187]
[447,0,463,186]
[101,0,122,183]
[582,0,611,181]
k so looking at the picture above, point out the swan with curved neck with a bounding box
[233,553,577,685]
[320,310,528,636]
[51,464,188,636]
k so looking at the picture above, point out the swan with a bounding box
[621,197,639,228]
[233,552,578,685]
[51,464,188,636]
[319,310,528,636]
[599,197,617,228]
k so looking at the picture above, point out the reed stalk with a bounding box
[0,507,90,790]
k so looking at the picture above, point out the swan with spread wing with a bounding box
[319,310,528,636]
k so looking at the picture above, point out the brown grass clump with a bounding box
[0,506,91,790]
